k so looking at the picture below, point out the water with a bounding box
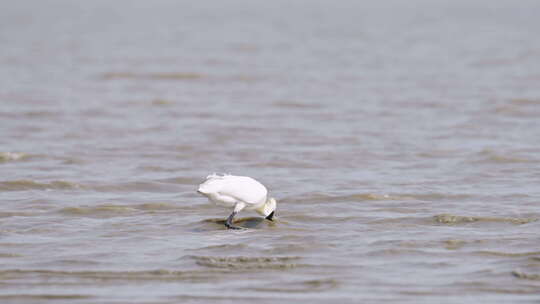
[1,0,540,302]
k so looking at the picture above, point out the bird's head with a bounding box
[262,197,277,221]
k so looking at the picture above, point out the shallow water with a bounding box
[1,0,540,303]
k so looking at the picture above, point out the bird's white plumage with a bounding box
[197,174,277,229]
[198,174,268,209]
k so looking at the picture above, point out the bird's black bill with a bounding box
[265,211,275,221]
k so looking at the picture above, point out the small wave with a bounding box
[0,211,36,218]
[272,100,322,109]
[512,271,540,281]
[251,278,339,293]
[22,110,61,118]
[0,268,229,282]
[473,287,540,295]
[408,193,472,201]
[474,149,536,164]
[0,252,23,258]
[263,243,322,254]
[369,216,425,226]
[373,207,418,214]
[157,176,203,185]
[416,149,461,159]
[289,192,405,204]
[484,154,534,164]
[0,180,82,191]
[186,243,248,252]
[187,255,303,270]
[55,259,101,266]
[135,202,177,210]
[0,152,29,162]
[0,294,91,300]
[151,99,173,106]
[434,214,537,225]
[138,165,175,172]
[285,214,357,224]
[475,251,540,257]
[225,74,266,83]
[90,181,173,193]
[353,192,471,202]
[252,160,319,169]
[492,98,540,117]
[366,249,430,257]
[509,98,540,106]
[59,204,137,217]
[101,72,204,80]
[443,239,467,250]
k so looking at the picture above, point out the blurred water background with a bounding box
[1,0,540,303]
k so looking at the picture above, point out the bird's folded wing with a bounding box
[217,176,267,205]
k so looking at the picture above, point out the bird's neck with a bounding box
[256,199,271,216]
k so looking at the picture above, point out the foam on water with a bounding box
[0,152,29,162]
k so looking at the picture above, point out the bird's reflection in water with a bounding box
[235,217,266,228]
[200,217,268,230]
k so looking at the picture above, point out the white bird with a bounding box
[197,173,277,229]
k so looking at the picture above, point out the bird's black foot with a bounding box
[225,223,243,230]
[225,211,242,229]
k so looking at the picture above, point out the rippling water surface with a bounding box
[1,0,540,303]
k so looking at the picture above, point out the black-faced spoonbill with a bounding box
[197,174,276,229]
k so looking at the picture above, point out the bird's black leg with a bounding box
[225,211,242,230]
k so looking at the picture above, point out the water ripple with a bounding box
[187,255,304,270]
[0,180,82,191]
[434,214,537,225]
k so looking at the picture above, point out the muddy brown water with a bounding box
[1,0,540,303]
